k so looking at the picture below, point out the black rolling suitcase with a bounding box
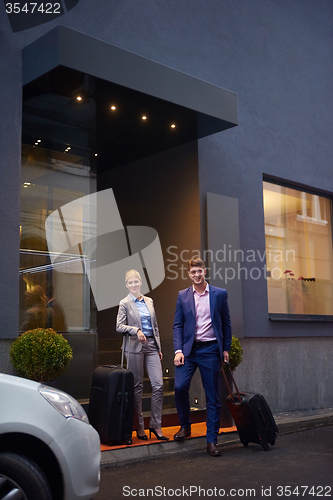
[88,335,134,446]
[222,362,278,451]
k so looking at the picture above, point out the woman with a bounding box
[116,269,168,441]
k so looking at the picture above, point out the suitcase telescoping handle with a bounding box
[121,333,130,370]
[221,361,242,404]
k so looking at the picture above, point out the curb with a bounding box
[276,413,333,435]
[100,410,333,469]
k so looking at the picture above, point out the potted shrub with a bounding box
[222,335,243,373]
[220,335,243,427]
[10,328,73,383]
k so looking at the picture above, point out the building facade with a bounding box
[1,0,333,412]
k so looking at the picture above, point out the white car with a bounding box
[0,373,101,500]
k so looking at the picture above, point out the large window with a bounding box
[263,180,333,319]
[20,71,96,333]
[20,151,95,333]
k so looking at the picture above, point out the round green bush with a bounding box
[223,335,244,372]
[10,328,73,383]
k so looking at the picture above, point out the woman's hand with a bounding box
[159,352,163,361]
[137,329,147,344]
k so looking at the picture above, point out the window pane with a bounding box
[263,181,333,316]
[20,144,96,333]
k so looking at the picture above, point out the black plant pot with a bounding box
[220,372,234,428]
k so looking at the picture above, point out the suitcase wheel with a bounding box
[261,443,269,451]
[270,439,276,446]
[240,439,248,447]
[125,438,132,446]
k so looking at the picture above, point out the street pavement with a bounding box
[96,425,333,500]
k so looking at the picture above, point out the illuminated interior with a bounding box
[19,66,208,333]
[263,181,333,317]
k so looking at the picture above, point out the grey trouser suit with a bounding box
[116,294,164,430]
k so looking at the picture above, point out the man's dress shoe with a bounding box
[173,426,191,441]
[207,443,221,456]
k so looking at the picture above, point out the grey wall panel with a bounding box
[97,142,201,376]
[207,192,244,338]
[0,24,21,340]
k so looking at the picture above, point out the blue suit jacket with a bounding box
[173,285,232,358]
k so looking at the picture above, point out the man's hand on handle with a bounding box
[174,352,185,366]
[223,351,229,363]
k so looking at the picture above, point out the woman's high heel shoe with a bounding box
[149,427,169,441]
[136,430,148,440]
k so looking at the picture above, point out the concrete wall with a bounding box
[1,0,333,411]
[235,337,333,412]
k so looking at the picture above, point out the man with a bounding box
[173,257,232,456]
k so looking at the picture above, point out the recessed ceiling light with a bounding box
[141,115,147,120]
[171,124,176,129]
[110,105,116,111]
[76,96,82,101]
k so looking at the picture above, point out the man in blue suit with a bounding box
[173,257,232,456]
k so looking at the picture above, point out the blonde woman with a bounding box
[116,270,168,441]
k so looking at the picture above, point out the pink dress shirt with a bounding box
[193,284,216,341]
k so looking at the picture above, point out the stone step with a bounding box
[93,360,175,395]
[79,399,206,429]
[98,339,122,351]
[143,407,207,428]
[143,376,174,393]
[142,391,175,412]
[98,351,123,366]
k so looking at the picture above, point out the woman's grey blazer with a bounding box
[116,294,162,354]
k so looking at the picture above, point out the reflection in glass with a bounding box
[20,72,96,332]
